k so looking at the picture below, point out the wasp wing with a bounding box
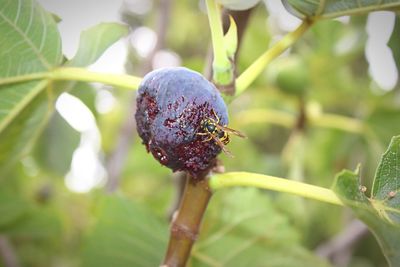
[215,125,247,139]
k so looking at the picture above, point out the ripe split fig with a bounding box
[135,67,228,177]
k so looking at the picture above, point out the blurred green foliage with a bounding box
[0,0,399,267]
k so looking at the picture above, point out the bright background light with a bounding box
[263,3,398,93]
[96,89,117,114]
[264,0,301,33]
[365,11,398,92]
[152,49,182,69]
[38,0,131,193]
[130,27,158,58]
[56,93,105,193]
[56,93,96,132]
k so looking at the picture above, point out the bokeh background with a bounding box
[1,1,400,266]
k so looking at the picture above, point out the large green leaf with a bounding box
[4,207,62,239]
[192,188,331,267]
[332,135,400,266]
[366,108,400,146]
[68,22,128,67]
[65,20,129,126]
[34,112,80,176]
[371,136,400,223]
[3,205,63,267]
[82,195,168,267]
[282,0,400,19]
[0,190,29,229]
[33,23,129,175]
[0,0,62,175]
[388,17,400,86]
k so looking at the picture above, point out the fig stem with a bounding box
[235,19,313,96]
[162,173,212,267]
[0,67,142,90]
[210,172,343,206]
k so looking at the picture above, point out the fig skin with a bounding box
[135,67,228,177]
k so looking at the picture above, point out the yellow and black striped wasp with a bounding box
[196,110,246,157]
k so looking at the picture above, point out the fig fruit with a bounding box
[135,67,228,177]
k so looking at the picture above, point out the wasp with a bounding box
[196,110,246,157]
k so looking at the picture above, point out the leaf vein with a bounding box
[14,0,22,24]
[0,80,48,133]
[38,7,47,51]
[24,0,34,36]
[0,0,51,70]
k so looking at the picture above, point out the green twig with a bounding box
[234,109,294,128]
[206,0,226,67]
[210,172,343,206]
[0,67,142,90]
[235,20,312,96]
[310,113,364,134]
[50,67,141,89]
[206,0,232,85]
[235,108,365,135]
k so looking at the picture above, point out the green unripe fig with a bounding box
[275,57,309,96]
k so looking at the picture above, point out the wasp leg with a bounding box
[202,135,213,142]
[211,109,220,124]
[196,132,213,142]
[210,134,234,158]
